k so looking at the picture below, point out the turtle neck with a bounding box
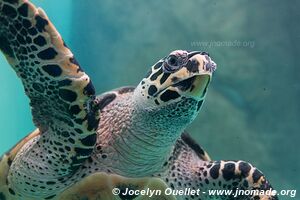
[96,92,200,177]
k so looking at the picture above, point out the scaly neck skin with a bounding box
[99,92,200,177]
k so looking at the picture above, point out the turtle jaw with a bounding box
[185,74,211,100]
[158,74,211,101]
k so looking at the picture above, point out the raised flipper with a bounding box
[157,134,278,200]
[0,0,99,198]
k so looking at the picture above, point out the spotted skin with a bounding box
[0,130,40,200]
[0,132,173,200]
[94,86,135,111]
[0,0,99,198]
[0,88,178,200]
[155,134,278,200]
[0,1,278,200]
[180,132,211,162]
[132,52,277,200]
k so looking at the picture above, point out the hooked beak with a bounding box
[187,51,216,74]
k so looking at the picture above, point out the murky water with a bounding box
[0,0,299,199]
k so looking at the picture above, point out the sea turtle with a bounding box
[0,0,278,200]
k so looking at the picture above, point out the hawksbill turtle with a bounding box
[0,0,278,199]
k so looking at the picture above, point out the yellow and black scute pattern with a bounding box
[0,0,99,198]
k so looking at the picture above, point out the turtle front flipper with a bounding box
[0,0,99,199]
[181,160,278,200]
[158,135,278,200]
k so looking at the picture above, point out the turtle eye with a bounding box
[164,55,181,72]
[167,55,178,66]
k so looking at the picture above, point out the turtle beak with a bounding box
[186,51,217,75]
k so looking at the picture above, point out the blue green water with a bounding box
[0,0,299,199]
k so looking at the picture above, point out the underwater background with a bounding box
[0,0,299,199]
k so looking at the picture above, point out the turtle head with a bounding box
[133,50,216,129]
[135,50,216,107]
[132,50,216,133]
